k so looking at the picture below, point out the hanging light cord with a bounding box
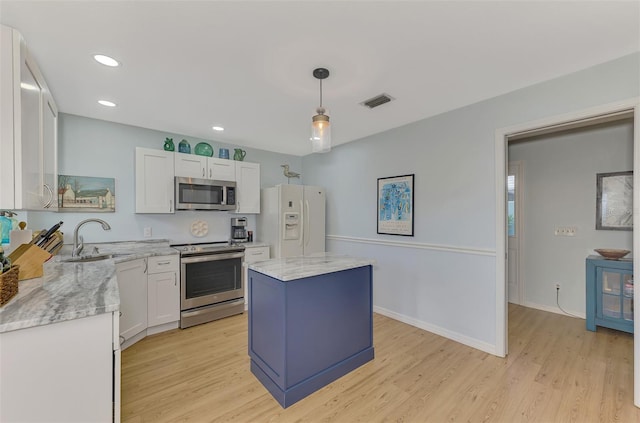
[319,78,323,109]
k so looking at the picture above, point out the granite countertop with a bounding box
[0,240,179,334]
[248,252,375,281]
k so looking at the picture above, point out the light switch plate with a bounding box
[554,226,577,236]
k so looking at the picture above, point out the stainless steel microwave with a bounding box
[175,177,236,211]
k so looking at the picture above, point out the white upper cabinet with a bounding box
[0,25,58,210]
[208,157,236,181]
[135,147,175,213]
[174,153,206,179]
[234,161,261,214]
[175,154,236,181]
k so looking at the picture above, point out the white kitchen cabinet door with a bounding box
[148,271,179,327]
[174,153,206,179]
[147,255,180,328]
[0,313,114,422]
[208,157,236,181]
[243,245,269,309]
[42,89,58,210]
[117,258,147,343]
[234,161,261,214]
[135,147,175,213]
[0,25,57,211]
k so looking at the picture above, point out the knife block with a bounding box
[7,244,52,281]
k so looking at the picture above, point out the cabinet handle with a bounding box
[251,252,262,255]
[209,168,212,178]
[174,273,177,286]
[169,199,173,213]
[143,258,148,273]
[157,261,171,265]
[202,168,205,177]
[43,184,54,208]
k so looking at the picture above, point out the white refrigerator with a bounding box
[258,184,326,258]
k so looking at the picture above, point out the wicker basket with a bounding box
[0,265,19,306]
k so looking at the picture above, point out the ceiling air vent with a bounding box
[361,93,394,109]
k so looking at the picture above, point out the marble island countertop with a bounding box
[248,253,375,281]
[0,240,179,334]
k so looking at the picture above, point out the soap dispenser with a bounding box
[0,211,17,245]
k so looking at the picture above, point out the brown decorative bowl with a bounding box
[594,249,631,260]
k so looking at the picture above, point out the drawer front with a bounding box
[245,246,269,263]
[147,255,179,274]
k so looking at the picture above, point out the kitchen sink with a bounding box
[62,253,131,263]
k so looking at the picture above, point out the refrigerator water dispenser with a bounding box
[283,213,300,240]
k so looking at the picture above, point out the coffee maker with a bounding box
[230,217,248,243]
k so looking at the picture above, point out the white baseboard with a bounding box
[373,306,499,356]
[147,321,179,336]
[521,301,585,319]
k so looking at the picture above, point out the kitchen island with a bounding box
[248,253,375,408]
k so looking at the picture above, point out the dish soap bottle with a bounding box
[0,211,16,245]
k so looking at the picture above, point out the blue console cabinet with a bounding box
[248,265,374,408]
[586,256,633,333]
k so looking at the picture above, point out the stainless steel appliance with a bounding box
[175,177,236,211]
[230,217,248,242]
[172,242,245,328]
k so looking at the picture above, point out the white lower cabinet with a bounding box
[244,245,270,309]
[117,255,180,349]
[147,255,180,328]
[0,312,119,422]
[116,258,147,345]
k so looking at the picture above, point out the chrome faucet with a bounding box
[72,218,111,257]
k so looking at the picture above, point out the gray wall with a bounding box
[509,120,634,315]
[26,113,302,245]
[302,52,639,353]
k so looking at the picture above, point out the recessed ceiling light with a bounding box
[94,54,120,67]
[98,100,116,107]
[212,126,224,131]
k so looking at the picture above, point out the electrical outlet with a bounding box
[143,227,152,237]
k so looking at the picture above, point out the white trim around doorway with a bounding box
[494,97,640,407]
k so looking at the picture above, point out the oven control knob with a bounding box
[191,246,196,251]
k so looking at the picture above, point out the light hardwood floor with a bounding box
[122,304,640,422]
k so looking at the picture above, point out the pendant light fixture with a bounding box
[311,67,331,153]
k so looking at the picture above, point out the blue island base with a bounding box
[248,264,375,409]
[251,347,374,408]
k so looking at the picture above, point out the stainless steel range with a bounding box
[172,242,245,329]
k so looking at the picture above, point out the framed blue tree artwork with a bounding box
[377,174,414,236]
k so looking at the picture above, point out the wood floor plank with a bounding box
[121,305,640,422]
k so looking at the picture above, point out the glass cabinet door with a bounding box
[623,274,634,321]
[600,270,621,318]
[597,268,633,321]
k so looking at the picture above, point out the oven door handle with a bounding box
[180,252,245,264]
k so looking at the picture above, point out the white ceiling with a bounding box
[1,1,639,156]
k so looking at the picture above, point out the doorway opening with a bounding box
[495,99,639,406]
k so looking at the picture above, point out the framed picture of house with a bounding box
[377,174,414,236]
[58,175,116,212]
[596,171,632,230]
